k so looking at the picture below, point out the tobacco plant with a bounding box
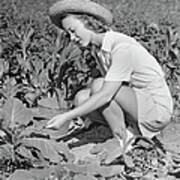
[0,97,74,179]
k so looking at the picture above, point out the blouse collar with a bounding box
[101,30,113,53]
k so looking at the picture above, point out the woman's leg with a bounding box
[74,86,106,125]
[114,85,138,121]
[74,78,141,142]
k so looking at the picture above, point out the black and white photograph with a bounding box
[0,0,180,179]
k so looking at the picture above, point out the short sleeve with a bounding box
[105,45,133,82]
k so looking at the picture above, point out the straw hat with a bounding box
[49,0,113,28]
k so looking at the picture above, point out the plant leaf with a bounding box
[29,167,64,180]
[20,138,74,163]
[16,146,34,160]
[29,168,53,180]
[65,163,124,177]
[32,106,62,120]
[98,165,124,177]
[91,138,123,164]
[0,144,13,161]
[2,98,33,128]
[38,96,60,109]
[157,122,180,154]
[103,147,123,164]
[74,174,97,180]
[7,170,37,180]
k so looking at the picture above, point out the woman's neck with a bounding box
[90,32,106,48]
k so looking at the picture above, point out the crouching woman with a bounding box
[46,0,173,146]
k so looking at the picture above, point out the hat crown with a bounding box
[49,0,113,28]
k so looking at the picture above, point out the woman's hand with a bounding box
[46,113,70,130]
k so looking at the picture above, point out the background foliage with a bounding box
[0,0,180,115]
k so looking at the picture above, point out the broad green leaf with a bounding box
[157,175,176,180]
[31,106,62,120]
[65,163,124,177]
[20,138,74,163]
[16,146,34,160]
[7,170,36,180]
[2,98,33,128]
[90,143,103,154]
[52,164,73,179]
[65,163,95,174]
[52,141,75,162]
[29,168,52,180]
[157,122,180,154]
[98,165,124,177]
[71,143,97,164]
[20,138,62,163]
[38,96,60,109]
[74,174,96,180]
[29,167,63,180]
[91,138,123,164]
[0,144,13,161]
[18,117,71,141]
[16,145,49,168]
[103,147,123,164]
[18,125,50,139]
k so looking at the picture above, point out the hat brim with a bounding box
[49,0,113,28]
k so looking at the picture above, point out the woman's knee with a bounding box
[74,78,104,106]
[115,85,138,120]
[74,89,91,107]
[90,78,104,94]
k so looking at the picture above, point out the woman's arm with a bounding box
[46,80,122,129]
[67,80,122,119]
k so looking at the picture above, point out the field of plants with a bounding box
[0,0,180,179]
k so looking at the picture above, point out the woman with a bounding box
[46,0,173,146]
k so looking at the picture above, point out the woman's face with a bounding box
[62,15,92,47]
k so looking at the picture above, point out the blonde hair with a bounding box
[63,13,112,33]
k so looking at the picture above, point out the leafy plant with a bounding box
[0,0,101,110]
[0,97,74,179]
